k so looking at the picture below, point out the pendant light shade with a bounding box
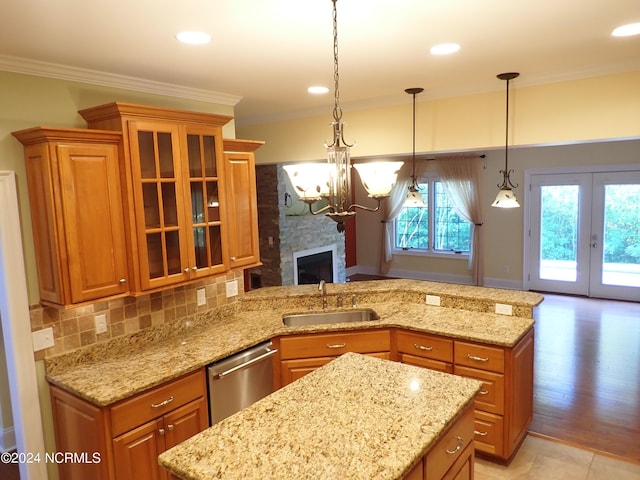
[492,72,520,208]
[404,87,424,207]
[283,0,402,232]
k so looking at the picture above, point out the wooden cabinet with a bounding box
[453,329,534,463]
[223,139,264,269]
[49,369,208,480]
[276,329,391,387]
[401,403,475,480]
[396,330,454,374]
[12,127,128,306]
[79,102,233,293]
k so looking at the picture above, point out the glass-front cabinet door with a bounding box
[129,120,190,290]
[183,126,229,278]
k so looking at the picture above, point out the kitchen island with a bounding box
[158,352,482,480]
[44,279,541,478]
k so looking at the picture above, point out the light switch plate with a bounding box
[226,280,238,298]
[95,314,107,334]
[426,295,441,306]
[32,327,55,352]
[196,288,207,306]
[495,303,513,316]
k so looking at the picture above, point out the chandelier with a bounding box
[284,0,403,232]
[404,87,424,206]
[491,72,520,208]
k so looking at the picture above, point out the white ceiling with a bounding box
[1,0,638,126]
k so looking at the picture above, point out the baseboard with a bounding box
[0,425,16,452]
[482,277,524,290]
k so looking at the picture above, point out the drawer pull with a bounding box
[467,354,489,362]
[151,396,174,409]
[326,343,347,349]
[478,390,489,395]
[474,430,489,437]
[445,436,464,455]
[413,344,433,351]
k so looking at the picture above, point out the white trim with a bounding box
[0,54,242,107]
[293,244,338,285]
[384,267,475,285]
[482,277,524,291]
[0,171,47,479]
[0,426,16,452]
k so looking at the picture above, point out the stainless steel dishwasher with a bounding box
[207,340,277,424]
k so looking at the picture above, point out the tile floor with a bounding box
[475,435,640,480]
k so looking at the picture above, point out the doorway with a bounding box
[527,168,640,301]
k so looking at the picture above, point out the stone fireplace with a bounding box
[250,164,346,287]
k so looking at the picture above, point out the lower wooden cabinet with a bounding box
[275,329,391,387]
[49,369,207,480]
[402,403,475,480]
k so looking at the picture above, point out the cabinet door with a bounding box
[58,143,128,302]
[183,126,229,277]
[281,357,335,386]
[113,418,165,480]
[224,151,260,268]
[163,398,208,450]
[128,120,190,290]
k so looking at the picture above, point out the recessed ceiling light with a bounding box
[430,43,461,56]
[308,86,330,94]
[611,22,640,37]
[176,31,211,45]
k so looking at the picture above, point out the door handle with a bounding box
[591,243,598,248]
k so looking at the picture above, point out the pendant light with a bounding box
[404,87,424,206]
[284,0,403,232]
[491,72,520,208]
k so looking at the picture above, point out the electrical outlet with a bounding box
[226,280,238,298]
[32,327,55,352]
[495,303,513,316]
[197,288,207,306]
[95,314,107,334]
[426,295,441,306]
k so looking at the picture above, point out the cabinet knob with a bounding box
[159,428,165,436]
[167,424,174,431]
[119,278,126,284]
[192,266,198,271]
[184,267,190,273]
[230,256,237,261]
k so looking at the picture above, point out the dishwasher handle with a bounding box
[212,348,278,379]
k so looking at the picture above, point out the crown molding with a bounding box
[0,54,242,106]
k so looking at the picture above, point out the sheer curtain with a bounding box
[435,154,484,285]
[379,160,426,274]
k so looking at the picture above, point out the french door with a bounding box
[528,170,640,301]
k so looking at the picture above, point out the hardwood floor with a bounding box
[530,293,640,462]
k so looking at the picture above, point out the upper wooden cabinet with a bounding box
[79,102,234,293]
[12,127,128,306]
[223,139,264,269]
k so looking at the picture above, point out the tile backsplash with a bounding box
[30,270,244,361]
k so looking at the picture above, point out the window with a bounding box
[395,179,471,254]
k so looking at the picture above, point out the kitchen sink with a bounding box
[282,308,379,327]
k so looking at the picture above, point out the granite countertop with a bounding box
[45,280,541,406]
[158,352,483,480]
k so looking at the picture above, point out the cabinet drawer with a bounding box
[111,370,205,437]
[279,330,390,360]
[425,404,475,480]
[396,331,453,363]
[400,354,453,374]
[454,365,504,415]
[455,341,505,373]
[473,410,504,457]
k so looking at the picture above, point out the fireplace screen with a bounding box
[295,250,334,285]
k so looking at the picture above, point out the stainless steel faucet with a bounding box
[318,280,327,309]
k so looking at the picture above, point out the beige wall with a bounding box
[238,70,640,286]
